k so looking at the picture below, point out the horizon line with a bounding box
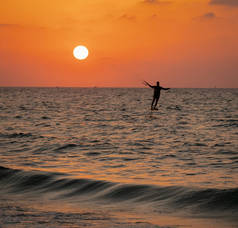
[0,86,237,89]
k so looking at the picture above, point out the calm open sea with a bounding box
[0,87,238,227]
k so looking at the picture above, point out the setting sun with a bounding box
[73,45,89,60]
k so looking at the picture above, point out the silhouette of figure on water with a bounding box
[143,81,170,110]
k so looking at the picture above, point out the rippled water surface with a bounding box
[1,87,238,228]
[0,87,238,188]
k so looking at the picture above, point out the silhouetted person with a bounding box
[144,81,170,110]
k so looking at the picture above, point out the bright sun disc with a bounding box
[73,45,89,60]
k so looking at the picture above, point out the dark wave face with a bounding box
[1,166,238,218]
[0,132,34,138]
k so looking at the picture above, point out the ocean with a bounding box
[0,87,238,227]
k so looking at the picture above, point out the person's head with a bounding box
[156,81,160,86]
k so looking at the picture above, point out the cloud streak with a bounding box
[141,0,171,5]
[0,23,55,31]
[119,14,136,21]
[210,0,238,7]
[202,12,216,19]
[193,12,217,21]
[0,24,24,28]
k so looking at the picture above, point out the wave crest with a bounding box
[1,166,238,215]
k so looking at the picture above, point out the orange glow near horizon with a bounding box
[0,0,238,87]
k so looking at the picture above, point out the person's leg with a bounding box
[151,97,155,110]
[154,97,159,109]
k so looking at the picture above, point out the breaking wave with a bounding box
[1,166,238,216]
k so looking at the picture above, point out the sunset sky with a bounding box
[0,0,237,87]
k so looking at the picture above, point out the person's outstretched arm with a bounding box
[143,81,154,88]
[161,87,170,90]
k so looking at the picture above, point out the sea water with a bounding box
[0,87,238,227]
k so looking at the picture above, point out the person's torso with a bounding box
[153,86,161,97]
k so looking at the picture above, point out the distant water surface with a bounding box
[0,87,238,227]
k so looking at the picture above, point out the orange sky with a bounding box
[0,0,237,87]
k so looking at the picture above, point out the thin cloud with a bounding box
[119,14,136,21]
[210,0,238,7]
[202,12,216,19]
[0,24,24,28]
[0,23,47,30]
[0,23,57,31]
[151,14,158,18]
[194,12,217,21]
[141,0,171,5]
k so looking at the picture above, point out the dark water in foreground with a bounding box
[0,87,238,227]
